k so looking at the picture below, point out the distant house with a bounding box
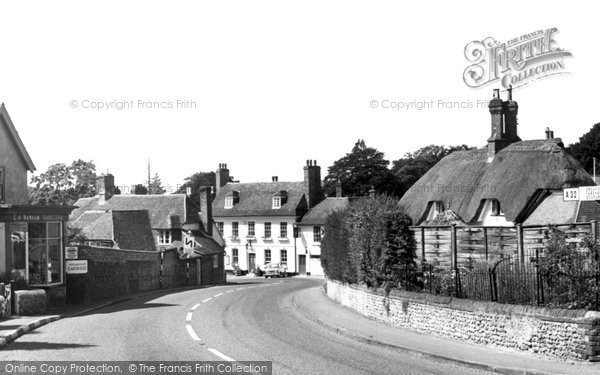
[212,161,324,274]
[400,88,600,228]
[70,177,226,284]
[70,209,156,250]
[71,175,201,249]
[297,197,350,276]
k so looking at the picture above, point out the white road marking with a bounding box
[186,324,200,341]
[214,293,223,297]
[191,303,201,311]
[226,290,234,293]
[186,312,193,322]
[202,297,212,303]
[236,287,245,290]
[208,348,235,361]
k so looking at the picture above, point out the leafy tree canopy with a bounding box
[323,139,400,197]
[149,173,166,195]
[567,123,600,174]
[29,159,97,205]
[392,144,471,193]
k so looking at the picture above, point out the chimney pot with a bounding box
[493,88,500,99]
[313,160,317,166]
[550,130,555,139]
[507,84,513,101]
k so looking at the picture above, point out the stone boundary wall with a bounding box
[66,246,198,303]
[325,279,600,361]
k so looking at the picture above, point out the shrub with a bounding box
[321,208,355,283]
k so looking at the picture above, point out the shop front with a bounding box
[0,205,74,305]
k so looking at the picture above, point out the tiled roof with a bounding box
[71,209,156,251]
[401,139,594,225]
[71,194,199,229]
[0,103,36,171]
[520,190,600,226]
[212,182,308,217]
[299,198,349,225]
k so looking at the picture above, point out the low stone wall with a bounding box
[325,279,600,361]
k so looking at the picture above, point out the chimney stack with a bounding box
[487,87,521,160]
[96,174,115,205]
[545,127,551,139]
[215,163,230,197]
[550,130,554,139]
[272,176,278,182]
[199,186,213,236]
[303,159,324,208]
[335,179,343,198]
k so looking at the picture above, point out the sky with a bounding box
[0,1,597,193]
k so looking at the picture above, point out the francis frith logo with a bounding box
[463,28,572,89]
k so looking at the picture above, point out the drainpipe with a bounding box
[293,223,298,275]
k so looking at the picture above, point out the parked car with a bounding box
[264,263,287,278]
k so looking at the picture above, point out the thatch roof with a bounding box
[400,139,594,225]
[299,197,350,225]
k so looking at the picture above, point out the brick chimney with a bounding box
[303,160,324,208]
[199,186,213,236]
[96,174,115,205]
[335,179,343,198]
[487,86,521,160]
[215,163,230,197]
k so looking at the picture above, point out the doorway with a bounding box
[298,254,306,275]
[248,253,256,273]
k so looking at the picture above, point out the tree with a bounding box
[133,184,149,195]
[567,123,600,174]
[323,139,400,197]
[392,144,471,194]
[149,173,166,195]
[29,159,97,205]
[175,171,216,202]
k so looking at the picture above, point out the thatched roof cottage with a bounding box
[400,88,600,227]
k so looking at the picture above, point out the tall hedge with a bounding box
[321,209,355,283]
[321,195,417,291]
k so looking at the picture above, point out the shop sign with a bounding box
[66,260,88,274]
[65,246,78,259]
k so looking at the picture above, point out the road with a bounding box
[0,277,491,375]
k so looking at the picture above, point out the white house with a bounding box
[212,161,324,275]
[296,197,350,276]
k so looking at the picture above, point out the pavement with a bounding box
[293,284,600,375]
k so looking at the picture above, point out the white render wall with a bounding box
[214,216,299,273]
[298,225,324,276]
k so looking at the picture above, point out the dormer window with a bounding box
[224,190,239,209]
[272,197,281,209]
[491,199,504,216]
[272,190,287,209]
[426,201,444,221]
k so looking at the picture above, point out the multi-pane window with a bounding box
[313,225,322,242]
[247,221,255,237]
[280,222,287,238]
[265,249,271,263]
[216,222,224,236]
[491,199,504,216]
[158,230,171,245]
[232,248,239,265]
[272,197,281,209]
[264,222,271,238]
[232,222,239,237]
[225,197,234,209]
[281,249,287,263]
[293,226,300,238]
[212,254,219,268]
[26,222,63,285]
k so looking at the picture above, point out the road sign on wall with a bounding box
[563,186,600,201]
[66,260,88,274]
